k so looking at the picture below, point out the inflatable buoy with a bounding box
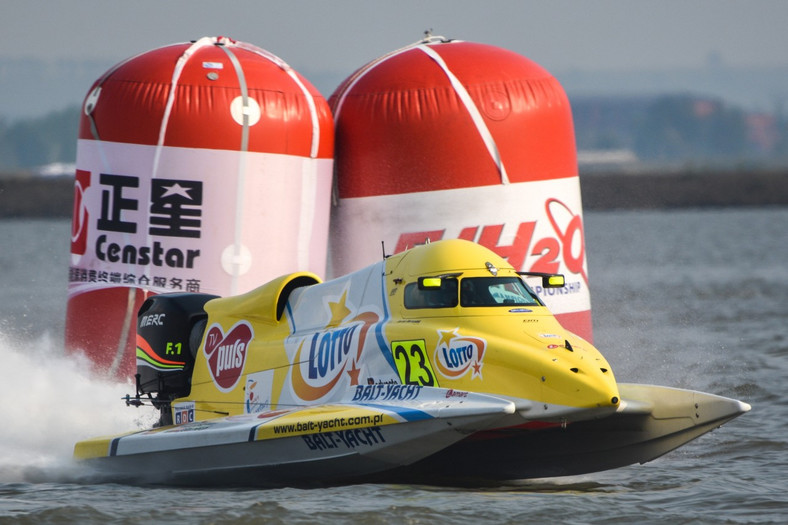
[329,36,592,340]
[66,37,334,377]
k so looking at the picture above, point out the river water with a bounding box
[0,208,786,524]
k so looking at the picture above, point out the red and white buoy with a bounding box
[329,36,592,340]
[66,37,334,377]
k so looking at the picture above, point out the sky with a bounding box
[3,0,788,72]
[1,1,787,119]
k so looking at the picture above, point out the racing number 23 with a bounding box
[393,340,437,387]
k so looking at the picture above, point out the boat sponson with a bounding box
[376,383,751,484]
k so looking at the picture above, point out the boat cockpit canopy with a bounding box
[404,276,543,309]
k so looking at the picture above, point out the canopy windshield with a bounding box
[460,277,542,307]
[404,276,542,309]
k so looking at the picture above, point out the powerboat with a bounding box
[74,239,750,486]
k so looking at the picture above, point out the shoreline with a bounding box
[1,168,787,218]
[579,168,788,209]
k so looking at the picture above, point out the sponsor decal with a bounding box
[534,280,583,296]
[204,320,253,392]
[159,421,216,433]
[545,198,587,285]
[547,342,581,351]
[394,197,588,287]
[257,408,392,441]
[392,339,437,386]
[271,413,386,436]
[245,370,274,414]
[172,401,195,425]
[301,426,386,451]
[445,388,469,398]
[94,175,203,239]
[135,334,186,371]
[352,384,423,402]
[290,290,379,401]
[71,169,91,257]
[68,171,205,293]
[94,234,200,269]
[433,328,487,380]
[366,378,399,385]
[139,313,165,327]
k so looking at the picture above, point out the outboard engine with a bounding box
[134,293,218,425]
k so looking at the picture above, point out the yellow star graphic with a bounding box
[327,290,351,327]
[437,328,458,348]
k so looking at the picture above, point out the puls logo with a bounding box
[433,328,486,380]
[204,320,253,392]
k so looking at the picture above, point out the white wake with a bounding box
[0,331,157,483]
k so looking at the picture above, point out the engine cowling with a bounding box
[135,293,218,403]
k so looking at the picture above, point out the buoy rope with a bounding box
[416,44,510,185]
[331,35,509,197]
[235,40,322,159]
[219,43,251,295]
